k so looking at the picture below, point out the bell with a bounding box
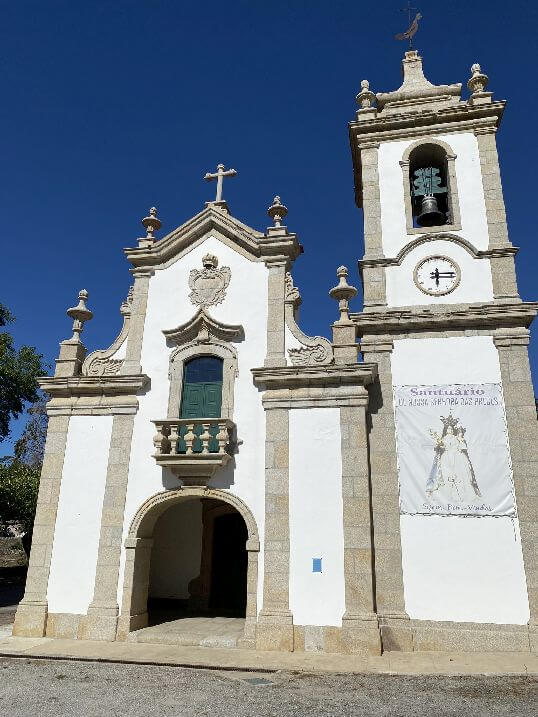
[416,194,446,227]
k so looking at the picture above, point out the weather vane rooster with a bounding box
[395,3,422,49]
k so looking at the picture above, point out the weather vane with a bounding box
[395,2,422,49]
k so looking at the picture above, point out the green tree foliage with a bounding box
[0,403,46,553]
[0,462,40,538]
[13,399,48,468]
[0,302,45,441]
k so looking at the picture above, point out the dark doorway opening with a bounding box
[209,512,248,615]
[146,498,248,631]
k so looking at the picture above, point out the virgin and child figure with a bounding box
[426,418,482,503]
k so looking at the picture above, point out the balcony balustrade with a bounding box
[151,418,235,483]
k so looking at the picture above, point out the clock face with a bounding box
[413,256,461,296]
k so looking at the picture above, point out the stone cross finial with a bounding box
[141,206,162,241]
[329,266,358,323]
[267,196,288,227]
[66,289,93,343]
[356,79,376,109]
[204,164,237,203]
[467,62,489,95]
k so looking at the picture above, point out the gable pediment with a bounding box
[125,206,264,271]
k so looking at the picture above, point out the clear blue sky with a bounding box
[2,0,537,450]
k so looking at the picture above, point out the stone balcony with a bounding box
[151,418,235,484]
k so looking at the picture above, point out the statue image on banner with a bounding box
[426,415,482,503]
[393,383,516,516]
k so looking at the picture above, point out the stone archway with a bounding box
[117,487,259,649]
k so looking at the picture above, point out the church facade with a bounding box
[14,52,538,654]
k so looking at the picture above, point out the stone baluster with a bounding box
[168,424,179,454]
[200,423,211,454]
[153,424,166,454]
[216,422,228,455]
[184,424,195,454]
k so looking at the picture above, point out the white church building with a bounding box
[14,52,538,654]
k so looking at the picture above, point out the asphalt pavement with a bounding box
[0,656,536,717]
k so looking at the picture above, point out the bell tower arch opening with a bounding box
[408,143,450,228]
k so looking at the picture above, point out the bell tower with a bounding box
[348,52,538,652]
[350,50,520,310]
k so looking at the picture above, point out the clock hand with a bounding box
[429,268,455,286]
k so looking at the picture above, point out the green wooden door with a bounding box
[181,382,222,419]
[180,357,224,452]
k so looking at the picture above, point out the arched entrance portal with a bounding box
[118,488,259,648]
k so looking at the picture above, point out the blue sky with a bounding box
[1,0,537,450]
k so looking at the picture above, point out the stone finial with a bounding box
[467,62,489,95]
[66,289,93,342]
[329,266,358,323]
[356,79,376,109]
[267,196,288,228]
[55,289,93,377]
[141,207,162,242]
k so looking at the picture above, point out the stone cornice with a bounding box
[124,206,300,271]
[39,374,150,398]
[125,207,260,269]
[360,236,518,269]
[251,363,377,391]
[351,302,538,335]
[40,374,150,416]
[349,101,505,208]
[350,101,504,143]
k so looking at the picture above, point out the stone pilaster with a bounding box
[13,416,70,636]
[238,542,260,649]
[360,337,412,651]
[475,128,510,249]
[332,322,358,365]
[121,269,152,375]
[360,144,387,309]
[54,339,87,377]
[82,268,149,639]
[116,537,153,640]
[82,413,135,640]
[340,398,382,655]
[494,328,538,651]
[256,407,294,651]
[475,128,520,302]
[264,261,287,368]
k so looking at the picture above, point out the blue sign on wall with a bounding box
[312,558,322,573]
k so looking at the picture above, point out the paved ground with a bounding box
[130,616,246,647]
[0,656,536,716]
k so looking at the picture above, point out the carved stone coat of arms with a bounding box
[188,254,231,307]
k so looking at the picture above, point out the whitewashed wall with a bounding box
[391,336,530,624]
[289,408,346,626]
[47,416,113,614]
[118,233,268,612]
[385,239,494,307]
[148,498,203,599]
[378,132,494,308]
[378,133,489,256]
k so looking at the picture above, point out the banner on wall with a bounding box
[393,384,516,517]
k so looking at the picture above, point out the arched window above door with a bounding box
[180,356,224,419]
[167,342,238,421]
